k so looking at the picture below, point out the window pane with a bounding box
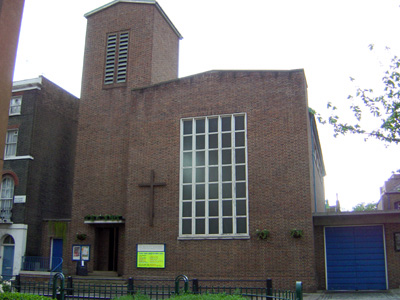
[222,183,232,198]
[236,217,247,233]
[196,202,205,217]
[236,182,246,198]
[236,200,246,215]
[182,185,192,200]
[182,202,192,217]
[235,149,245,164]
[183,152,192,167]
[222,166,232,182]
[221,117,231,131]
[223,218,233,234]
[209,184,218,199]
[183,120,192,134]
[183,136,192,150]
[183,169,192,183]
[209,118,218,132]
[182,219,191,234]
[196,119,205,133]
[209,167,218,182]
[209,201,218,216]
[236,165,246,181]
[196,151,205,166]
[209,218,219,234]
[195,219,205,234]
[196,135,205,149]
[235,132,244,147]
[209,134,218,149]
[209,150,218,165]
[196,184,205,199]
[235,115,244,130]
[222,149,231,164]
[222,200,232,216]
[222,133,231,148]
[196,168,205,182]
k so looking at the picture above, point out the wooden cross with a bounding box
[138,170,166,226]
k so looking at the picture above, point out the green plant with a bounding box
[290,229,304,238]
[0,293,48,299]
[255,229,270,240]
[76,233,87,241]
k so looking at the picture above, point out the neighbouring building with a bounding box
[67,0,325,291]
[1,76,78,278]
[378,173,400,210]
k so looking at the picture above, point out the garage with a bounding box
[325,225,387,290]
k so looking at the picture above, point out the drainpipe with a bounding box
[310,120,317,212]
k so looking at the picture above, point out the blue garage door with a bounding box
[325,225,386,290]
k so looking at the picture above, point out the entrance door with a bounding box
[95,227,118,271]
[325,225,387,290]
[51,239,63,272]
[2,235,15,280]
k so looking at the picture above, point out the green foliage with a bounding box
[316,51,400,144]
[48,221,68,240]
[113,294,247,300]
[290,229,304,238]
[352,202,378,211]
[255,229,270,240]
[0,293,48,300]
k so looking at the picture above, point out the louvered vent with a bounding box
[104,34,117,84]
[116,32,129,83]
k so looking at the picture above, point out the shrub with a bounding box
[0,293,48,300]
[113,294,247,300]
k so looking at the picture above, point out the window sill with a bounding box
[4,155,34,161]
[178,235,250,241]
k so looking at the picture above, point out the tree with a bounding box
[316,47,400,144]
[352,202,378,212]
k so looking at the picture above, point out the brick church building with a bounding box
[66,0,326,291]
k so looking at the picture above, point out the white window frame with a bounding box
[0,177,14,221]
[4,130,18,158]
[9,96,22,116]
[179,113,249,239]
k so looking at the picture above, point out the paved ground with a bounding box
[303,289,400,300]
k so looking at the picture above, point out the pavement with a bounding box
[302,289,400,300]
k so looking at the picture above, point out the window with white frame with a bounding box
[9,96,22,116]
[104,31,129,85]
[0,177,14,220]
[5,130,18,158]
[180,114,248,237]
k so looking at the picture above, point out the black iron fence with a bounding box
[11,274,303,300]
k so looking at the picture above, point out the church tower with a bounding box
[70,0,181,273]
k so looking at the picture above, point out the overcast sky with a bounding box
[13,0,400,211]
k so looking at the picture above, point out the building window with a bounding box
[394,202,400,210]
[9,97,22,116]
[0,177,14,221]
[4,130,18,158]
[180,114,248,238]
[104,31,129,85]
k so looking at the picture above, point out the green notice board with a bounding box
[137,244,166,268]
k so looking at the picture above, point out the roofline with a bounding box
[84,0,182,39]
[132,69,306,92]
[12,76,43,92]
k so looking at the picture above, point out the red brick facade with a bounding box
[68,1,324,291]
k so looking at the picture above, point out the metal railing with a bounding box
[12,274,303,300]
[21,256,63,272]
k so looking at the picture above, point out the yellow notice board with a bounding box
[137,244,166,268]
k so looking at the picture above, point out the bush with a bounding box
[113,294,247,300]
[0,293,49,300]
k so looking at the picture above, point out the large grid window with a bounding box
[180,114,248,238]
[4,130,18,158]
[0,177,14,220]
[104,31,129,85]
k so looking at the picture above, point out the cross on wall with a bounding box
[138,170,166,226]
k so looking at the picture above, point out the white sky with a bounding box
[13,0,400,211]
